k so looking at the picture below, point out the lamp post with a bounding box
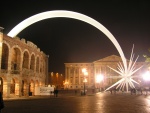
[96,74,104,92]
[83,78,87,95]
[82,68,88,95]
[142,70,150,87]
[56,73,58,88]
[142,70,150,95]
[142,71,150,81]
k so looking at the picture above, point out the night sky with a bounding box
[0,1,150,74]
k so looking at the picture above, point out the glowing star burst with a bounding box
[105,45,143,92]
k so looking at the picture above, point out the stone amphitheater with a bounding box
[0,28,49,98]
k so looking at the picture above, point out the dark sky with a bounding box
[0,0,150,74]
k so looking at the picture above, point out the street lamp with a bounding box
[142,71,150,94]
[56,73,58,88]
[82,68,88,95]
[83,78,87,95]
[96,74,104,92]
[142,71,150,81]
[142,71,150,87]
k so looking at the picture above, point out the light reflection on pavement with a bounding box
[3,92,150,113]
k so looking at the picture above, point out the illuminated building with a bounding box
[0,30,48,98]
[48,72,65,89]
[64,55,146,90]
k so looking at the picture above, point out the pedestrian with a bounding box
[55,89,58,97]
[0,92,4,113]
[134,88,136,95]
[54,89,58,97]
[75,90,77,95]
[54,89,56,97]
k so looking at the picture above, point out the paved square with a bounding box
[2,92,150,113]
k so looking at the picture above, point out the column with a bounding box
[73,67,75,88]
[0,27,4,70]
[5,77,11,98]
[68,67,70,88]
[79,68,81,86]
[7,46,11,73]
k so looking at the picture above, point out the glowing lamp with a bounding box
[143,71,150,81]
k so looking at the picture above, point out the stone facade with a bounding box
[64,55,147,90]
[0,33,48,98]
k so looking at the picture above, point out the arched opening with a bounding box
[36,57,39,73]
[40,59,43,73]
[21,79,28,96]
[22,51,29,69]
[11,47,21,73]
[29,80,34,96]
[1,43,9,70]
[0,77,3,93]
[30,54,35,70]
[10,78,15,94]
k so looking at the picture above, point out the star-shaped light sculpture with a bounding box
[105,45,144,92]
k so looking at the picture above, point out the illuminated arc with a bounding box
[7,10,127,69]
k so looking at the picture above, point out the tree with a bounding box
[143,48,150,69]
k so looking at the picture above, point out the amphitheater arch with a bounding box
[1,43,9,69]
[7,10,127,69]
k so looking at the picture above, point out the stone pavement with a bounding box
[2,92,150,113]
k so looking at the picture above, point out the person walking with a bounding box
[54,88,59,97]
[55,89,58,97]
[0,92,4,113]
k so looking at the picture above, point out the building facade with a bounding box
[64,55,147,90]
[0,29,48,98]
[48,72,65,89]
